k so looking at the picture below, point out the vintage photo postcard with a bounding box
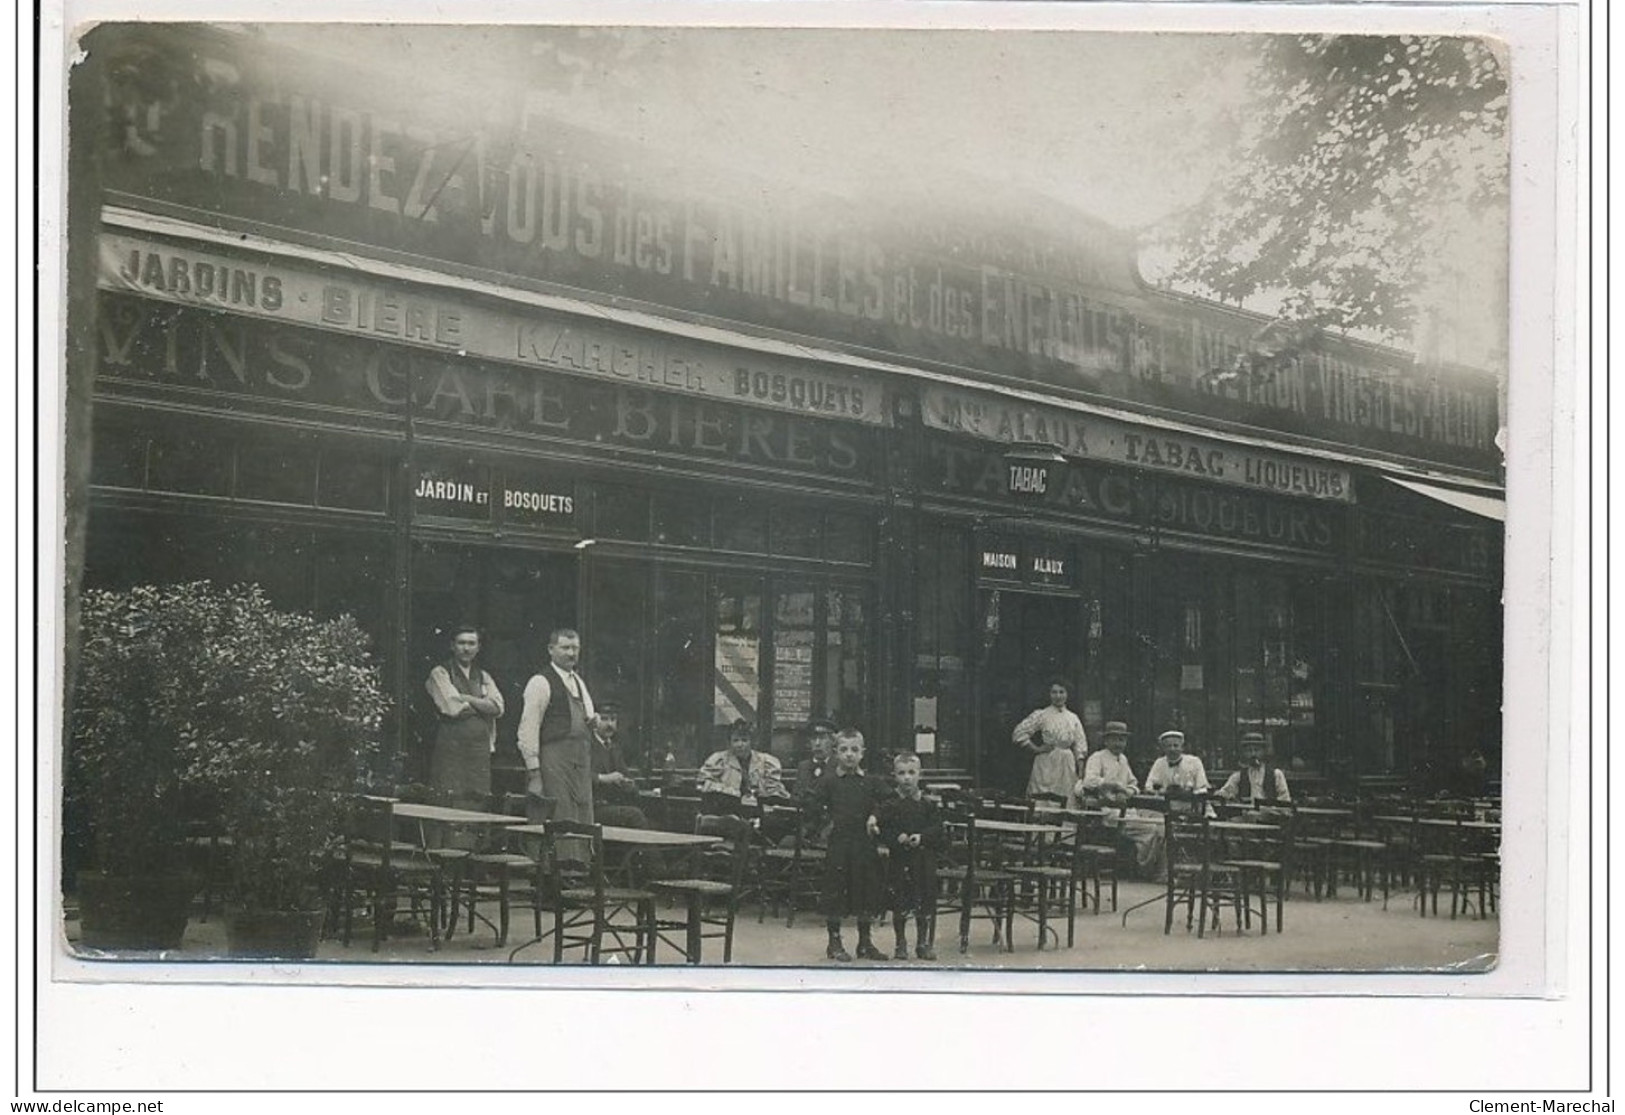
[45,10,1552,996]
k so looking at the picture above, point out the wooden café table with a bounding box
[502,823,725,963]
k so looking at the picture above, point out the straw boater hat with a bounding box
[1102,721,1130,738]
[1158,730,1185,744]
[1239,731,1267,748]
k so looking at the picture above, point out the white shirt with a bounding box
[1080,749,1139,795]
[1011,705,1089,760]
[1146,754,1210,796]
[516,664,596,772]
[424,663,504,752]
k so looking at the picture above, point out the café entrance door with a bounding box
[975,587,1085,795]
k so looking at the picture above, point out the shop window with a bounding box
[318,449,390,513]
[771,590,817,733]
[824,587,867,729]
[88,423,147,489]
[713,579,763,734]
[770,506,820,558]
[713,494,768,553]
[236,441,317,506]
[652,569,709,766]
[654,490,711,548]
[147,431,232,496]
[588,560,650,763]
[313,534,390,643]
[824,510,874,564]
[594,483,650,542]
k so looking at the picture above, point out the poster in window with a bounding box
[714,632,760,725]
[772,628,815,724]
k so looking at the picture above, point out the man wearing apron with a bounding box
[424,625,505,804]
[517,628,597,825]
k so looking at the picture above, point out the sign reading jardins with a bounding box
[96,25,1500,477]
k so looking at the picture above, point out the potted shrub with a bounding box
[172,583,388,959]
[65,584,206,951]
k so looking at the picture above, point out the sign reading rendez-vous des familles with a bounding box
[922,386,1354,503]
[89,25,1500,477]
[99,232,886,427]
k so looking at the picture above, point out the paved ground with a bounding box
[65,879,1498,973]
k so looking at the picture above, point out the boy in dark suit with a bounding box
[804,729,889,961]
[878,752,942,960]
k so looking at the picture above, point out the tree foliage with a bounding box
[1154,34,1507,344]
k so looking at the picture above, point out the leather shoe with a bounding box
[915,944,937,961]
[855,941,888,961]
[827,939,852,962]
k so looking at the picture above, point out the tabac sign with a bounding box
[84,24,1501,477]
[922,385,1354,503]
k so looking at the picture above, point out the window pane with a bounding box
[825,586,868,732]
[654,490,710,548]
[595,483,650,541]
[824,510,873,563]
[713,494,767,553]
[89,423,147,489]
[714,579,763,747]
[237,441,317,505]
[653,569,709,767]
[770,506,820,558]
[148,431,232,496]
[319,449,390,512]
[589,560,650,766]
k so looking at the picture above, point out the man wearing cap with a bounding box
[697,719,791,817]
[796,716,839,793]
[1217,732,1292,805]
[1012,681,1089,800]
[1078,721,1139,804]
[1145,729,1210,812]
[589,702,649,828]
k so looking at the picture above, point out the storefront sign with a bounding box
[923,386,1354,503]
[977,538,1073,588]
[499,472,577,529]
[93,295,881,485]
[94,26,1500,476]
[1352,508,1499,580]
[414,462,489,519]
[99,232,889,427]
[930,436,1341,556]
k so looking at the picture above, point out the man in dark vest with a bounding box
[517,628,597,825]
[1217,731,1292,805]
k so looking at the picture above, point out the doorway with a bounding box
[410,542,579,779]
[975,588,1084,794]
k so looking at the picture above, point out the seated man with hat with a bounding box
[1078,721,1139,805]
[796,716,839,794]
[588,702,650,829]
[1217,731,1292,806]
[1076,720,1165,877]
[1145,729,1210,813]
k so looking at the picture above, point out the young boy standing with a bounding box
[804,729,889,961]
[878,752,943,961]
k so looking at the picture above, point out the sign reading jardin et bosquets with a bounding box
[89,25,1501,477]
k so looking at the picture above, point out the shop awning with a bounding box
[1385,476,1506,521]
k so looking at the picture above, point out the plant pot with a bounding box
[74,870,197,952]
[224,908,326,960]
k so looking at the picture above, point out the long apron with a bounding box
[429,671,494,802]
[1027,747,1079,800]
[539,684,595,826]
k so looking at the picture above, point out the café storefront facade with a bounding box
[74,25,1505,792]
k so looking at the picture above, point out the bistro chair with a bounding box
[457,793,555,948]
[1413,813,1499,920]
[1066,805,1124,915]
[1212,811,1294,934]
[648,814,754,964]
[935,792,1015,954]
[1325,802,1391,905]
[756,801,825,927]
[331,795,445,952]
[1004,814,1084,950]
[547,820,659,964]
[1163,809,1243,938]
